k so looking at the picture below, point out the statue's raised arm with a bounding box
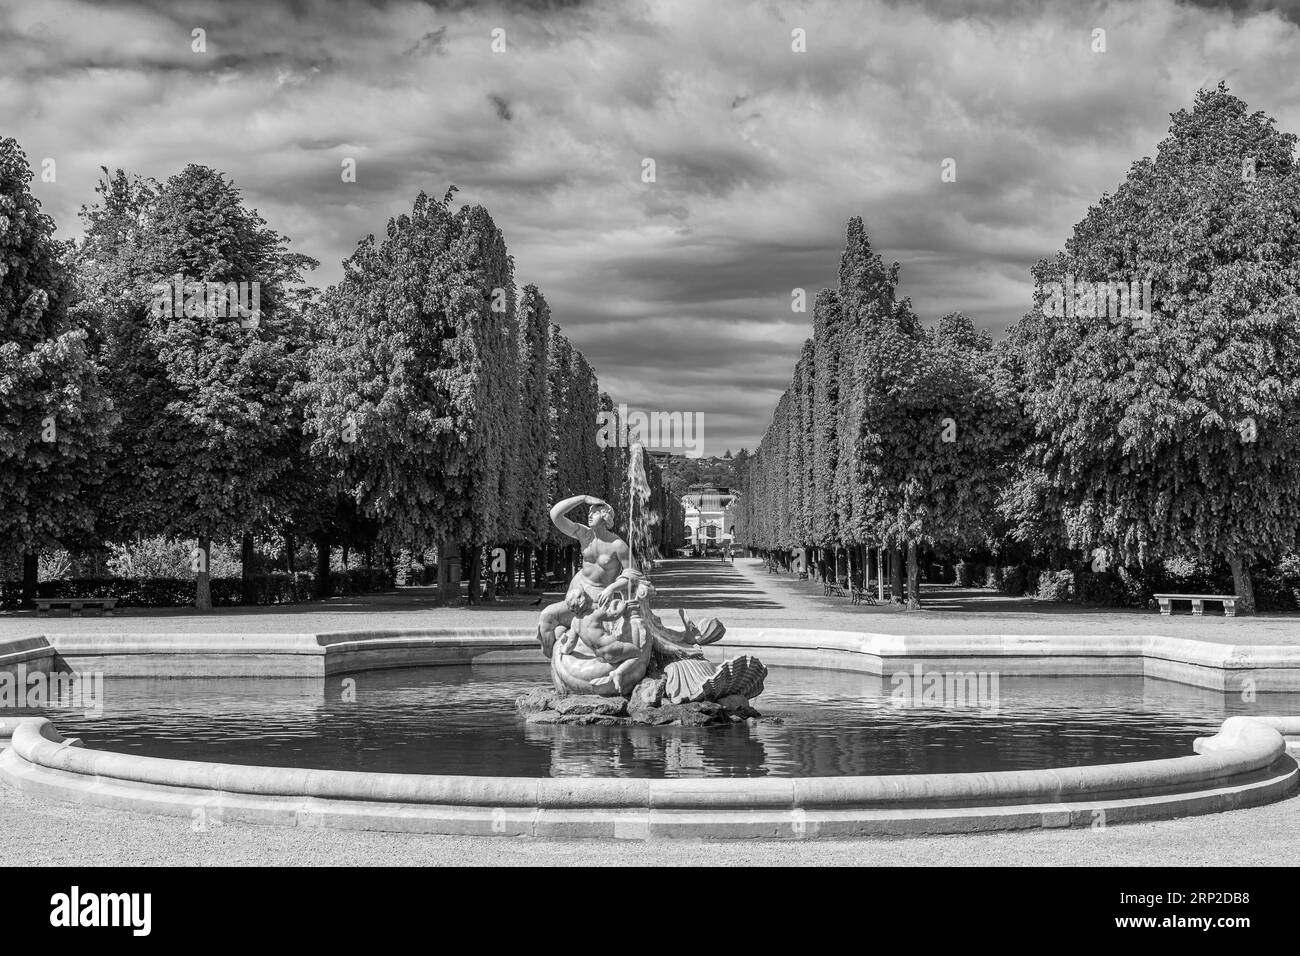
[550,494,607,540]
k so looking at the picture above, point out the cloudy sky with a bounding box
[4,0,1300,453]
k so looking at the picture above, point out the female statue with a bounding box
[534,493,740,699]
[536,494,631,656]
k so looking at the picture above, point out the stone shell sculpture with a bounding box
[662,655,768,705]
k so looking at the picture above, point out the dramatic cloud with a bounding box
[4,0,1299,452]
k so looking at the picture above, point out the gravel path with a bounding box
[3,557,1298,645]
[3,781,1297,866]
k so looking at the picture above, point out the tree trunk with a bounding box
[314,535,331,599]
[525,547,536,590]
[890,546,904,604]
[195,537,212,611]
[284,531,295,575]
[906,541,921,610]
[876,546,885,603]
[436,540,460,602]
[484,546,497,601]
[1227,552,1256,615]
[21,552,38,609]
[505,546,517,593]
[466,544,481,605]
[240,533,256,606]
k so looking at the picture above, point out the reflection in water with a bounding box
[26,663,1300,779]
[525,720,771,777]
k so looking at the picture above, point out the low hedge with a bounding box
[0,568,396,610]
[333,567,398,595]
[1031,563,1300,612]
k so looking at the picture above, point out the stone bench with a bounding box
[35,598,117,617]
[1153,593,1240,618]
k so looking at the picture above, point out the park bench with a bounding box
[1152,593,1240,618]
[824,580,846,598]
[850,585,877,606]
[36,597,117,617]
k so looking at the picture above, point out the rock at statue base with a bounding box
[717,694,762,719]
[515,688,559,716]
[517,680,767,727]
[638,700,728,726]
[630,676,666,709]
[525,709,626,726]
[663,655,767,704]
[553,695,627,717]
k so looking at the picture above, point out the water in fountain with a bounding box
[626,441,652,574]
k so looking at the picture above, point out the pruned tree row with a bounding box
[0,145,682,607]
[741,86,1300,613]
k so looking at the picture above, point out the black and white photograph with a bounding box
[1,0,1297,930]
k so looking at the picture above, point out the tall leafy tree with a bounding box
[545,324,576,562]
[71,168,160,541]
[566,349,603,504]
[302,190,519,602]
[543,325,602,562]
[513,284,552,585]
[438,204,518,600]
[0,139,115,601]
[809,288,842,549]
[1011,84,1300,611]
[80,165,315,609]
[827,217,906,588]
[847,311,1021,607]
[785,342,814,550]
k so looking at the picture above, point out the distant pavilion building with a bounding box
[683,486,738,550]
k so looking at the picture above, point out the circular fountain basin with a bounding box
[1,628,1298,838]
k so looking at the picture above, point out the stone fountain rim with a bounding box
[1,627,1299,836]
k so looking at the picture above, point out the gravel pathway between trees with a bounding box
[2,558,1298,645]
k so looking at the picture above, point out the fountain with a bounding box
[521,443,767,726]
[4,454,1296,838]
